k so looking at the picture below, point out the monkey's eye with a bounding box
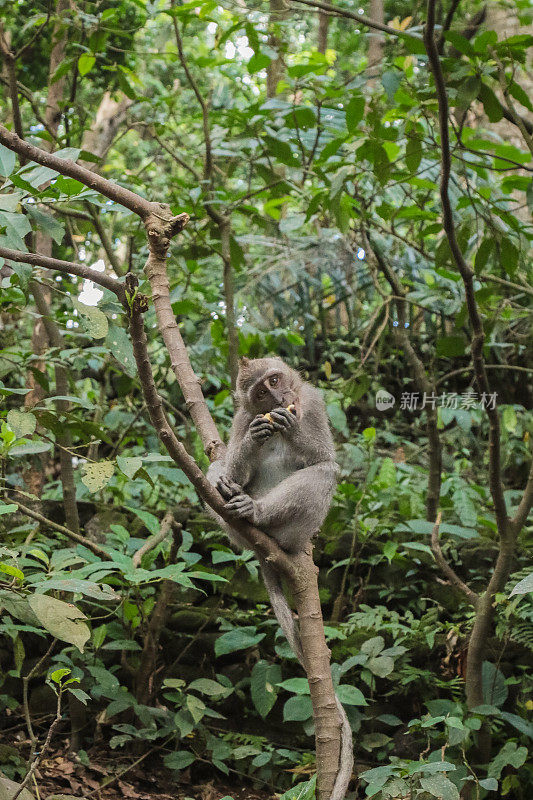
[269,376,279,386]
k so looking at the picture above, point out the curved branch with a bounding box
[430,514,479,606]
[132,511,176,568]
[0,245,125,300]
[424,2,508,536]
[13,500,110,560]
[0,125,160,220]
[291,0,422,40]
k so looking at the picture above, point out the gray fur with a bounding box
[206,357,352,798]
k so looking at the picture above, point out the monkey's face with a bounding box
[249,369,299,414]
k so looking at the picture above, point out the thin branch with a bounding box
[431,513,479,606]
[13,499,111,559]
[0,24,25,145]
[509,456,533,534]
[132,510,176,568]
[0,245,125,300]
[22,639,56,751]
[85,203,125,276]
[490,50,533,157]
[424,1,508,535]
[0,125,163,220]
[126,286,293,579]
[12,690,62,800]
[436,363,533,388]
[291,0,422,40]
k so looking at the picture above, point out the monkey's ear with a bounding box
[239,357,251,371]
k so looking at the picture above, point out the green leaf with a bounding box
[107,324,136,377]
[0,503,18,515]
[124,506,160,534]
[73,299,108,339]
[444,31,475,57]
[361,636,385,657]
[277,677,310,694]
[27,594,90,652]
[116,455,142,480]
[479,778,498,791]
[78,54,96,76]
[283,694,313,721]
[188,678,228,696]
[345,93,365,134]
[367,656,394,678]
[0,143,16,177]
[500,711,533,739]
[502,406,517,433]
[164,751,195,771]
[510,572,533,597]
[215,626,265,656]
[6,409,36,437]
[25,205,65,245]
[279,776,317,800]
[479,83,503,122]
[336,684,367,705]
[488,741,527,779]
[251,660,281,718]
[482,661,508,707]
[420,774,459,800]
[81,460,115,492]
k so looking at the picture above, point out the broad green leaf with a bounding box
[164,751,195,771]
[336,684,367,705]
[367,655,394,678]
[251,660,281,718]
[482,661,508,707]
[27,594,90,652]
[488,741,527,779]
[78,54,96,76]
[188,678,229,696]
[279,776,317,800]
[81,460,115,492]
[0,143,16,177]
[277,677,310,694]
[420,774,459,800]
[107,324,136,377]
[361,636,385,657]
[215,626,265,656]
[6,409,36,437]
[345,94,365,134]
[73,299,108,339]
[116,455,142,479]
[283,694,313,721]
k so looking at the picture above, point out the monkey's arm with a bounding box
[223,408,264,487]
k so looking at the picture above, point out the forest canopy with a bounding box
[0,0,531,799]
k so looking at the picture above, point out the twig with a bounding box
[0,246,125,300]
[291,0,422,40]
[490,49,533,158]
[22,640,57,753]
[12,690,62,800]
[132,510,176,567]
[13,499,111,559]
[430,512,479,606]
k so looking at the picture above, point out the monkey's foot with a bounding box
[224,493,255,520]
[216,476,242,501]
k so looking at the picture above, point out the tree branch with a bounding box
[0,125,163,220]
[424,0,508,536]
[132,510,176,568]
[0,245,126,300]
[509,456,533,535]
[13,500,110,560]
[430,513,479,606]
[291,0,422,40]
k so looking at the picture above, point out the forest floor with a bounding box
[0,739,273,800]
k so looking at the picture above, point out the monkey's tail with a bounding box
[260,562,353,800]
[260,562,304,663]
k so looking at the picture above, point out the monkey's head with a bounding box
[236,357,302,415]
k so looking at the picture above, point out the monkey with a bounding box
[207,356,353,800]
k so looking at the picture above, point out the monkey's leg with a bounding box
[253,462,336,552]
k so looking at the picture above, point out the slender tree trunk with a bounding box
[267,0,289,98]
[220,219,239,391]
[317,12,329,53]
[367,0,384,70]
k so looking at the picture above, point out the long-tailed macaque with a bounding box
[207,357,352,800]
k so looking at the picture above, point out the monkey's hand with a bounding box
[249,414,275,443]
[223,492,255,521]
[267,406,298,434]
[216,476,242,501]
